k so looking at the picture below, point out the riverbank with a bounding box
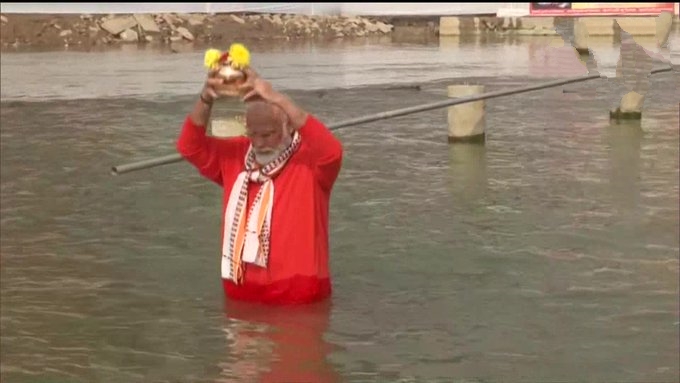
[2,12,678,53]
[0,13,395,52]
[0,12,553,53]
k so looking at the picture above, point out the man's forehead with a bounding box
[246,110,276,121]
[246,113,278,126]
[245,100,278,116]
[245,120,281,138]
[245,103,284,132]
[245,121,278,133]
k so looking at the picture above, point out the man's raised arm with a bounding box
[176,72,237,185]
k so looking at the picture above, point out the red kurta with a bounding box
[176,113,343,305]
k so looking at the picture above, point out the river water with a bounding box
[1,34,679,382]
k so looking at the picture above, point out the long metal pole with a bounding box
[110,66,673,175]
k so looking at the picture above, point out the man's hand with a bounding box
[238,68,309,130]
[239,68,277,102]
[201,69,232,103]
[191,69,226,126]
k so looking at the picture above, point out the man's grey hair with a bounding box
[245,99,290,132]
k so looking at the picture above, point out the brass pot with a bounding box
[215,66,247,97]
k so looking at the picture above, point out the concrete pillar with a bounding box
[610,91,644,121]
[208,98,246,138]
[439,17,477,36]
[655,12,673,66]
[656,12,673,52]
[573,19,590,55]
[610,28,654,122]
[439,17,461,36]
[447,85,485,144]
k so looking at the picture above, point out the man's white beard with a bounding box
[253,135,292,166]
[254,150,280,166]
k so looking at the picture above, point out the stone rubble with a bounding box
[0,12,397,49]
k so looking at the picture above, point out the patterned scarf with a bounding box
[222,132,302,284]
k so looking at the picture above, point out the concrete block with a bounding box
[134,14,160,33]
[100,16,137,35]
[119,29,139,42]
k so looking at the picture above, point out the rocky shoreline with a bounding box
[4,12,677,52]
[0,13,395,51]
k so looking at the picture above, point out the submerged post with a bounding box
[447,85,486,144]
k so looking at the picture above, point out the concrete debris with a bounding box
[119,28,139,42]
[376,22,393,33]
[0,12,399,50]
[134,14,160,33]
[230,15,245,24]
[187,15,205,26]
[162,14,178,30]
[176,26,194,41]
[100,16,137,35]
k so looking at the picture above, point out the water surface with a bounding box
[1,35,679,382]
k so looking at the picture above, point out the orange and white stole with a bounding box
[222,132,302,284]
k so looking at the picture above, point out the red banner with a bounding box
[529,3,675,16]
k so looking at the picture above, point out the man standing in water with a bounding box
[176,67,343,305]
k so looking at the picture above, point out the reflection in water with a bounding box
[447,143,488,205]
[527,38,590,78]
[218,300,340,383]
[4,33,677,102]
[606,120,643,210]
[438,35,479,51]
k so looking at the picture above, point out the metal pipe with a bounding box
[111,66,673,176]
[110,153,188,176]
